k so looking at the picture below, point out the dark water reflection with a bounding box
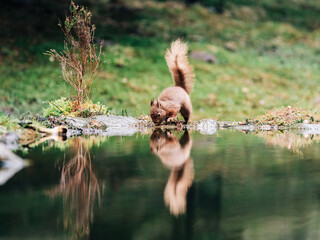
[1,130,320,239]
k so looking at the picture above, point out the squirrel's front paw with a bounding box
[166,117,175,124]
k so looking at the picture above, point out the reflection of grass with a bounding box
[2,1,320,120]
[256,131,320,155]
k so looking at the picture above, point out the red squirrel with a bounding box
[150,129,194,216]
[150,39,195,126]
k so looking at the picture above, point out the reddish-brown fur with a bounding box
[150,39,195,125]
[150,130,194,216]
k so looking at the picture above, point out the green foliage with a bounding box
[43,98,72,117]
[43,98,109,118]
[0,113,19,132]
[121,109,128,117]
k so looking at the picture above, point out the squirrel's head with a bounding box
[150,129,167,154]
[150,129,174,147]
[150,99,167,126]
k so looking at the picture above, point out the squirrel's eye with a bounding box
[157,113,161,117]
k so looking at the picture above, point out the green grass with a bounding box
[0,113,19,133]
[1,0,320,121]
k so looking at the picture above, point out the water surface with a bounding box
[1,130,320,239]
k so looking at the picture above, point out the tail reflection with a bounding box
[150,129,194,216]
[49,137,103,239]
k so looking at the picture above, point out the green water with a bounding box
[1,130,320,239]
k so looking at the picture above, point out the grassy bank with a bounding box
[1,0,320,121]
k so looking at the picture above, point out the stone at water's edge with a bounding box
[63,115,142,137]
[92,115,141,136]
[290,123,320,135]
[92,115,139,127]
[291,123,320,130]
[63,116,220,136]
[194,119,218,135]
[4,115,320,150]
[0,143,29,185]
[64,115,139,129]
[1,132,20,151]
[64,117,90,129]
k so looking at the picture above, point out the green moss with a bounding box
[43,98,109,118]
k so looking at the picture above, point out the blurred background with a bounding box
[1,0,320,120]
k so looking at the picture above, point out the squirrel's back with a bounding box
[165,39,195,94]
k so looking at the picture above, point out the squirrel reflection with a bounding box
[48,137,103,239]
[150,129,194,216]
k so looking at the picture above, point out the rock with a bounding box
[224,41,237,52]
[62,115,141,137]
[234,125,256,131]
[259,125,272,131]
[64,117,90,129]
[66,129,83,138]
[1,132,20,151]
[195,119,218,135]
[218,121,236,128]
[190,50,218,63]
[19,129,43,146]
[289,123,320,135]
[89,119,106,129]
[99,127,138,137]
[92,115,139,127]
[291,123,320,130]
[0,143,29,185]
[18,120,33,127]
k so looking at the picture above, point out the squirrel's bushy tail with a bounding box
[165,39,195,94]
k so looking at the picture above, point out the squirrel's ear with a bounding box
[150,99,154,106]
[157,101,162,108]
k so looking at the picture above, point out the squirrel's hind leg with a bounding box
[180,105,192,124]
[180,96,192,124]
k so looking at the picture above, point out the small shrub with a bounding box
[45,1,104,109]
[43,98,109,117]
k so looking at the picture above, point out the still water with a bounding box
[1,129,320,239]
